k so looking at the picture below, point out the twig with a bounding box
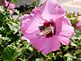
[26,52,36,61]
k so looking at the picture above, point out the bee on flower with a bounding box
[20,0,74,54]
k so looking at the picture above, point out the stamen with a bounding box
[38,21,56,38]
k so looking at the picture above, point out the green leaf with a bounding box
[3,46,18,61]
[71,29,81,40]
[68,17,77,24]
[11,0,17,3]
[36,58,44,61]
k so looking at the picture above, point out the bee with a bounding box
[38,25,54,36]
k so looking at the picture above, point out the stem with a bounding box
[26,52,36,61]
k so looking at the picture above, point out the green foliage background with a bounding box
[0,0,81,61]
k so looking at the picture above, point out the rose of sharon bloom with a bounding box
[2,0,15,15]
[75,16,81,30]
[20,0,74,54]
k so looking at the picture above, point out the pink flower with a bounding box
[2,0,15,15]
[75,16,81,30]
[20,0,74,54]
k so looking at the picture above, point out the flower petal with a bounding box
[23,30,39,40]
[76,21,81,30]
[2,0,8,7]
[30,36,61,54]
[41,0,65,20]
[9,9,14,15]
[59,17,74,45]
[26,20,41,33]
[31,7,45,23]
[58,35,70,45]
[20,14,32,33]
[20,13,45,34]
[60,17,74,38]
[55,17,62,35]
[9,2,15,9]
[19,14,30,21]
[2,0,15,9]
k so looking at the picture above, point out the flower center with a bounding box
[38,21,56,38]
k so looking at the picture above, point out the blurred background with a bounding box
[15,0,81,13]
